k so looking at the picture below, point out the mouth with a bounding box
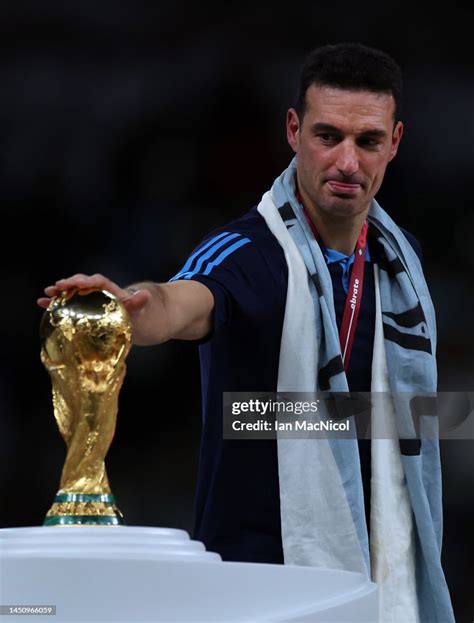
[326,180,362,195]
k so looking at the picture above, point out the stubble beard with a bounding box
[312,191,368,222]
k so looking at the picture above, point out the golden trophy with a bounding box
[40,289,132,526]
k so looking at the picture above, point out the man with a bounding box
[38,43,454,621]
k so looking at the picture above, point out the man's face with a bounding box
[286,85,403,219]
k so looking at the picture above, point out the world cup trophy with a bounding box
[40,289,132,526]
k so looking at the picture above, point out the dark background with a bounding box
[0,2,472,621]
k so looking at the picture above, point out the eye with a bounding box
[357,137,381,148]
[317,133,339,144]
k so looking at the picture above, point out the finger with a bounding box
[44,285,60,295]
[37,297,52,309]
[81,274,128,298]
[54,274,119,296]
[44,284,79,299]
[53,274,92,293]
[88,275,127,298]
[55,273,89,285]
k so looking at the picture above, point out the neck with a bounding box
[311,211,367,255]
[299,194,369,255]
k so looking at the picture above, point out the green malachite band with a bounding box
[43,515,123,526]
[54,493,116,504]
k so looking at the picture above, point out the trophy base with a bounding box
[43,492,124,526]
[0,525,379,622]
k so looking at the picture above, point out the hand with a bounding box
[37,274,152,317]
[38,274,214,345]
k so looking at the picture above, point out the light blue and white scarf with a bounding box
[257,157,454,623]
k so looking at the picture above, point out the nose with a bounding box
[335,140,359,177]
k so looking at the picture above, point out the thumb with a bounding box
[121,288,151,314]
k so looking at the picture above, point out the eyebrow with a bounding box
[310,122,388,139]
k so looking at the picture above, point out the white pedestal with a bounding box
[0,526,378,622]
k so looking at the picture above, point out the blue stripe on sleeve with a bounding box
[173,233,242,280]
[169,231,233,281]
[198,238,251,277]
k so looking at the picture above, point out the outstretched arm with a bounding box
[37,274,214,346]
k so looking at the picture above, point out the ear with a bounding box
[286,108,300,153]
[388,120,404,162]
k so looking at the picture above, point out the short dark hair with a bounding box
[295,42,403,121]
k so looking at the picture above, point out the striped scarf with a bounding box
[257,157,454,623]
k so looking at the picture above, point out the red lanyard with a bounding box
[303,208,368,373]
[338,221,368,372]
